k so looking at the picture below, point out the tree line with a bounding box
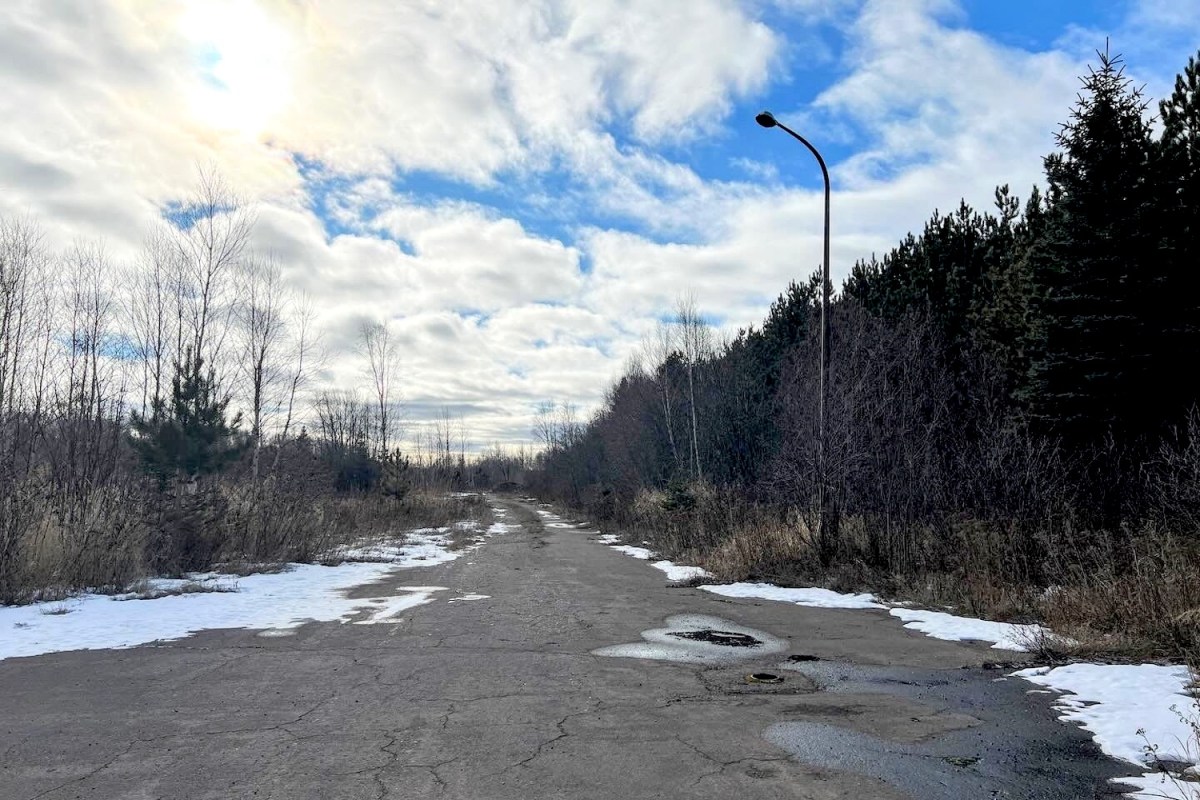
[0,171,505,602]
[527,49,1200,655]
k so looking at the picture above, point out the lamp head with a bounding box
[755,110,777,128]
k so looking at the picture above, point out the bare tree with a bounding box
[124,227,183,417]
[533,400,558,452]
[641,321,680,469]
[675,293,711,481]
[237,254,288,482]
[277,294,321,444]
[171,168,254,390]
[358,318,402,457]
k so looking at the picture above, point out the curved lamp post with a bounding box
[755,110,832,548]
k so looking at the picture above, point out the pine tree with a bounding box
[131,348,247,490]
[1025,47,1160,450]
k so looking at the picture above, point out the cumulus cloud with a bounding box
[2,0,1197,447]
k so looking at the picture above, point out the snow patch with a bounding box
[610,545,654,560]
[0,520,511,661]
[651,561,713,582]
[332,529,459,566]
[889,608,1046,651]
[1015,663,1198,799]
[352,586,446,623]
[701,582,885,610]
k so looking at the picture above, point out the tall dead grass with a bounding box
[0,480,490,606]
[587,480,1200,660]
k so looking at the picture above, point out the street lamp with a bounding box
[755,110,833,551]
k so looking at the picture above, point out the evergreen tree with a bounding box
[1025,48,1161,450]
[131,349,247,489]
[1156,50,1200,421]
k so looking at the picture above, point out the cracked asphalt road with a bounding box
[0,497,1133,799]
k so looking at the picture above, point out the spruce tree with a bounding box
[1025,47,1160,450]
[1157,50,1200,421]
[131,349,247,490]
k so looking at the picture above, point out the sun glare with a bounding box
[181,0,293,138]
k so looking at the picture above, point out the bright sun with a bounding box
[181,0,293,137]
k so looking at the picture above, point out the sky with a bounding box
[2,0,1199,448]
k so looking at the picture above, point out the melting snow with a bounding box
[889,608,1047,651]
[701,582,885,610]
[593,613,788,664]
[651,561,713,582]
[1014,663,1198,799]
[448,594,490,603]
[0,516,511,661]
[610,545,655,560]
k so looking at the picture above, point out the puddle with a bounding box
[765,721,985,799]
[669,629,761,647]
[593,614,787,664]
[770,661,1138,799]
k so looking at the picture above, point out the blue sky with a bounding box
[1,0,1198,447]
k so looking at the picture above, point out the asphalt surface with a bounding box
[0,497,1135,799]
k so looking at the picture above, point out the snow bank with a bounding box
[651,561,713,582]
[0,522,510,661]
[701,582,885,610]
[889,608,1047,651]
[610,545,655,560]
[1015,663,1198,799]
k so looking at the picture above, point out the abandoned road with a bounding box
[0,498,1133,799]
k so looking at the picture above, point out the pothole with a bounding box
[669,629,761,648]
[593,614,788,664]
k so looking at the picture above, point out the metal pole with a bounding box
[757,114,832,549]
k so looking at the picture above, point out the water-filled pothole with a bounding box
[669,629,762,648]
[592,614,788,664]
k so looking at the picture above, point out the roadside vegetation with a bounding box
[0,172,506,605]
[525,48,1200,662]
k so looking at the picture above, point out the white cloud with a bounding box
[2,0,1196,449]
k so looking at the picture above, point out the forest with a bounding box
[527,50,1200,659]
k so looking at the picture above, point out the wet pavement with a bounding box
[0,497,1135,799]
[766,661,1136,798]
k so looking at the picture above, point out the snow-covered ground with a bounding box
[610,544,654,560]
[1,518,509,661]
[890,608,1049,651]
[651,560,713,582]
[1015,663,1199,799]
[702,582,884,610]
[593,534,1044,651]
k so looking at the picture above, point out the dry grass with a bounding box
[113,578,241,601]
[699,520,813,583]
[563,480,1200,662]
[1,481,148,604]
[1,483,492,607]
